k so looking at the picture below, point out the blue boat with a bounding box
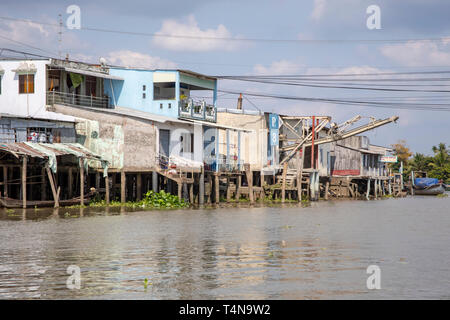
[413,177,445,195]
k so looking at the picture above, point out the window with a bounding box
[153,82,175,100]
[143,85,146,91]
[143,93,146,99]
[85,76,96,96]
[19,74,35,94]
[168,103,171,109]
[160,103,163,109]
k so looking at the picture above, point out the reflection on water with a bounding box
[0,194,449,299]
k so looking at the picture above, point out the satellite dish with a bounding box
[99,57,107,65]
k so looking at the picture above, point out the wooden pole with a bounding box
[136,173,142,201]
[178,181,183,200]
[199,170,205,205]
[325,179,329,200]
[46,166,59,208]
[68,167,73,199]
[366,178,371,200]
[244,164,254,203]
[80,158,84,205]
[296,150,302,202]
[189,183,194,204]
[311,116,315,169]
[226,176,231,202]
[105,173,110,204]
[121,170,126,203]
[214,174,220,203]
[281,162,287,203]
[41,167,46,200]
[3,166,7,198]
[21,156,27,209]
[95,172,100,191]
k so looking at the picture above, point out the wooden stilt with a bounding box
[189,183,194,204]
[137,173,142,201]
[178,180,183,200]
[281,162,287,203]
[105,173,110,205]
[121,170,126,203]
[80,158,84,205]
[41,167,46,200]
[21,156,27,209]
[3,166,8,198]
[226,176,231,202]
[215,174,220,203]
[366,178,371,200]
[325,179,329,200]
[244,164,254,203]
[199,170,205,205]
[68,167,73,199]
[296,150,302,202]
[46,166,59,208]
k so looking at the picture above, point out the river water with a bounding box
[0,194,449,300]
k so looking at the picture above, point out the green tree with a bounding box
[428,143,450,183]
[409,153,432,172]
[390,140,412,173]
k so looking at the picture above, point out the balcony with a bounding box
[178,98,216,122]
[46,91,109,109]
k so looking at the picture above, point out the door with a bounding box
[159,129,170,157]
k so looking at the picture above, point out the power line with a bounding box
[1,15,450,45]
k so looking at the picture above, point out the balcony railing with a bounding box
[46,91,109,109]
[179,98,216,122]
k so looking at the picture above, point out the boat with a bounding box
[412,177,445,195]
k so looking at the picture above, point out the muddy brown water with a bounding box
[0,194,449,299]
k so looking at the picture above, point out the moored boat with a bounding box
[413,177,445,195]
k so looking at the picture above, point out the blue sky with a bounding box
[0,0,449,155]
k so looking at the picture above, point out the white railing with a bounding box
[179,98,216,122]
[46,91,109,109]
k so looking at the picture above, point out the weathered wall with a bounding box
[216,111,268,170]
[52,104,158,170]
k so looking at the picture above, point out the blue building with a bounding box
[104,68,217,122]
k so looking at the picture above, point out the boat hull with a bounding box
[413,184,446,195]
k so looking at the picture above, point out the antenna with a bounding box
[58,13,63,59]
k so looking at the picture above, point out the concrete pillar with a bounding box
[152,171,158,192]
[137,173,142,201]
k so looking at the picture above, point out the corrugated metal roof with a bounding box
[0,142,104,160]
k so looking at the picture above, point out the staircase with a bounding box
[156,154,197,184]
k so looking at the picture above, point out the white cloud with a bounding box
[310,0,327,21]
[380,41,450,66]
[253,60,303,75]
[152,15,238,51]
[106,50,177,69]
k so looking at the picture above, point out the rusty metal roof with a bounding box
[0,142,104,160]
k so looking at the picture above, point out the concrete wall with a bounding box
[52,104,158,170]
[0,59,74,122]
[216,111,268,170]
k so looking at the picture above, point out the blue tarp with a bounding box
[414,177,439,188]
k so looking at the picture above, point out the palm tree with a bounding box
[431,143,449,168]
[409,153,432,172]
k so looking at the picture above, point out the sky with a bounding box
[0,0,449,155]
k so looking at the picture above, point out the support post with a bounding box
[215,174,220,203]
[22,156,27,209]
[189,183,194,204]
[325,179,329,200]
[296,150,302,202]
[199,169,205,205]
[178,181,182,200]
[41,167,46,200]
[121,170,126,203]
[136,173,142,201]
[80,158,84,205]
[68,167,73,199]
[311,116,315,169]
[46,166,59,208]
[244,164,254,203]
[281,162,287,203]
[366,178,371,200]
[3,166,8,198]
[152,171,158,192]
[235,174,241,201]
[105,173,110,205]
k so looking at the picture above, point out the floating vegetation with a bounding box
[436,193,448,198]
